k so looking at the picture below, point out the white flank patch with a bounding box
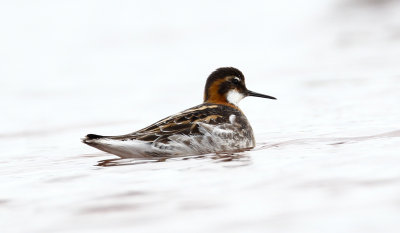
[229,114,236,124]
[226,89,245,105]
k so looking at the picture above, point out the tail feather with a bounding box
[85,134,104,140]
[82,133,105,144]
[82,134,156,158]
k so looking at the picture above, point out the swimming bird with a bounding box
[82,67,276,158]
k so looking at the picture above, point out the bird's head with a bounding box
[203,67,276,106]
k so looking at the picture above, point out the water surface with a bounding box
[1,1,400,233]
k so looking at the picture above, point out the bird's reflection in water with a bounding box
[96,158,167,167]
[96,151,251,167]
[210,153,251,167]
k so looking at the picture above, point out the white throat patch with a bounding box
[226,89,245,105]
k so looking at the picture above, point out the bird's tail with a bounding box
[81,133,154,158]
[82,134,104,144]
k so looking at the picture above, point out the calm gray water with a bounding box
[1,1,400,232]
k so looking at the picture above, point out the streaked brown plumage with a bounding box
[82,67,276,158]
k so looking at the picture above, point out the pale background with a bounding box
[1,0,400,233]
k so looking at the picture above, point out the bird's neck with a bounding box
[204,96,241,110]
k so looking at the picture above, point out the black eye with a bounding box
[232,78,240,85]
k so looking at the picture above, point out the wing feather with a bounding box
[110,104,227,142]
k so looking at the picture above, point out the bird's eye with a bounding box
[232,78,240,85]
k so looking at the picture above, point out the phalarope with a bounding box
[82,67,276,158]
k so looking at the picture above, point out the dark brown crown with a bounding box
[204,67,245,102]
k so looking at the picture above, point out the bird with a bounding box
[82,67,276,158]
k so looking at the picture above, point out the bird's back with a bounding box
[82,103,255,158]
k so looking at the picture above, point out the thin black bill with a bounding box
[247,90,277,100]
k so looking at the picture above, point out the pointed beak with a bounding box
[247,90,277,100]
